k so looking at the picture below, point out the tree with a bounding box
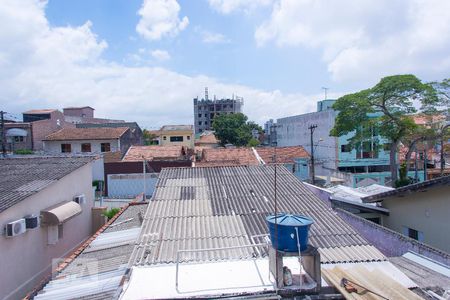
[330,75,437,186]
[143,129,157,145]
[212,113,263,146]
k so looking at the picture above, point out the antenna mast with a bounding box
[321,87,329,100]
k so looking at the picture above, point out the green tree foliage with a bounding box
[103,208,120,220]
[143,129,157,145]
[330,75,437,185]
[212,113,263,146]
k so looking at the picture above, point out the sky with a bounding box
[1,0,449,129]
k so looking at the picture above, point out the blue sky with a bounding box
[1,0,449,128]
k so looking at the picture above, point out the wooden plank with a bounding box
[322,268,364,300]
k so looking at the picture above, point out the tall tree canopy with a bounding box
[212,113,263,146]
[330,74,437,185]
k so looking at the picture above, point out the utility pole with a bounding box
[424,141,428,181]
[1,111,6,157]
[441,124,449,176]
[142,156,146,201]
[309,124,318,185]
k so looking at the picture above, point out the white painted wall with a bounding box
[43,139,119,154]
[381,185,450,254]
[276,110,338,172]
[0,163,94,300]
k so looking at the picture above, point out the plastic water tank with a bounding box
[266,213,314,252]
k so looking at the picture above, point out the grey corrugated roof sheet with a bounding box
[0,157,94,214]
[33,203,148,300]
[131,165,385,266]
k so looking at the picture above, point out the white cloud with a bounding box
[255,0,450,84]
[151,49,171,61]
[200,30,230,44]
[136,0,189,40]
[208,0,273,14]
[0,0,322,129]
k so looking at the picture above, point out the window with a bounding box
[187,136,191,140]
[163,136,167,140]
[198,113,202,118]
[403,226,423,241]
[61,144,71,153]
[58,224,64,239]
[341,144,351,152]
[100,143,110,152]
[198,121,202,125]
[14,136,24,142]
[170,136,184,142]
[81,143,91,152]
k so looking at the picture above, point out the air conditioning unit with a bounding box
[5,219,26,237]
[73,194,86,205]
[24,215,39,229]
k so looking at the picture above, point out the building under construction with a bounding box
[193,88,243,134]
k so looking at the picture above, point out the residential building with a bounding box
[43,127,132,154]
[0,156,96,300]
[277,99,425,187]
[194,130,219,148]
[76,122,144,146]
[263,118,277,146]
[22,109,75,151]
[62,106,124,124]
[195,146,310,181]
[104,145,191,198]
[158,125,194,148]
[27,201,148,300]
[193,89,243,134]
[363,175,450,254]
[26,165,450,299]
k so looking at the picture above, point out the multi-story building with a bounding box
[193,89,243,134]
[276,99,424,187]
[263,119,277,146]
[62,106,124,124]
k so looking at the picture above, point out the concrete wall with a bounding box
[276,110,338,172]
[107,173,158,199]
[43,139,120,154]
[336,208,450,266]
[0,163,94,300]
[381,185,450,254]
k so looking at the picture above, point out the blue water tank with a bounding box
[266,213,314,252]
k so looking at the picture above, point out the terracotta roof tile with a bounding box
[122,145,185,161]
[198,148,258,167]
[103,151,123,163]
[195,132,218,145]
[256,146,310,164]
[44,127,129,141]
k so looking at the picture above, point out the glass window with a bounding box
[170,136,184,142]
[341,144,351,152]
[61,144,71,153]
[14,136,24,142]
[100,143,110,152]
[81,143,91,152]
[187,136,191,140]
[163,136,167,140]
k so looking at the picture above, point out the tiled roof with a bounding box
[31,203,148,300]
[44,127,129,141]
[23,109,57,114]
[195,131,218,145]
[160,125,193,132]
[122,145,185,162]
[76,122,139,130]
[103,151,123,163]
[196,148,259,167]
[130,165,385,266]
[256,146,310,164]
[0,156,94,214]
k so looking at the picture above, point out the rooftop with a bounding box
[122,145,186,162]
[0,156,94,214]
[23,109,57,114]
[194,131,218,145]
[160,125,193,132]
[130,165,384,266]
[76,122,139,130]
[44,127,129,141]
[363,175,450,203]
[256,146,310,163]
[30,202,148,300]
[63,106,94,110]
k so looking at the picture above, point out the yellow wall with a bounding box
[160,130,194,148]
